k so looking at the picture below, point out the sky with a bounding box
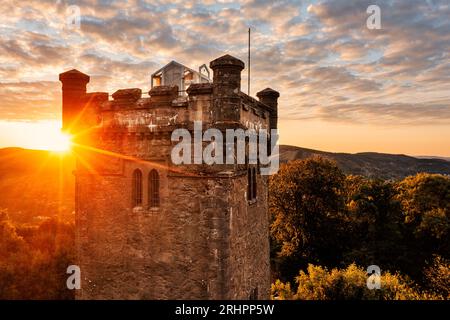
[0,0,449,156]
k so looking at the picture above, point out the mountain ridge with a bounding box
[279,145,450,179]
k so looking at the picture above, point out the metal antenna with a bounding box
[248,27,251,96]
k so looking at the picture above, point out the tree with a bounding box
[396,174,450,267]
[342,177,407,272]
[269,166,450,297]
[269,157,346,279]
[396,174,450,224]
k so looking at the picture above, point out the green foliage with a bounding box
[396,173,450,222]
[0,210,75,300]
[270,157,346,270]
[393,174,450,279]
[342,176,408,272]
[275,264,442,300]
[269,158,450,299]
[396,173,450,256]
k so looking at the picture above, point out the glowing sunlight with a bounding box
[48,131,72,152]
[0,120,72,152]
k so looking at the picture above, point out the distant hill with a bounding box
[416,155,450,162]
[0,148,75,224]
[279,145,450,179]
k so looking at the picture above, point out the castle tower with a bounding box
[65,54,279,299]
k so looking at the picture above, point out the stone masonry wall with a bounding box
[226,173,270,299]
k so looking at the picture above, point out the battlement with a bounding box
[60,54,279,139]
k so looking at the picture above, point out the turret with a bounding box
[257,88,279,130]
[59,69,90,133]
[210,54,245,125]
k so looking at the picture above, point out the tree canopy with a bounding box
[270,157,450,299]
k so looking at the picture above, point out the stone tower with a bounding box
[60,54,279,299]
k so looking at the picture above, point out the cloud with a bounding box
[314,100,450,125]
[0,81,60,120]
[0,0,448,127]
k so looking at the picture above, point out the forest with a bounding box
[0,211,74,299]
[270,157,449,300]
[0,156,448,299]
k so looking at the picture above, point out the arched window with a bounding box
[252,167,257,199]
[149,169,160,208]
[132,169,143,207]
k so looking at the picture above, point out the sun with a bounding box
[48,131,72,152]
[0,120,74,152]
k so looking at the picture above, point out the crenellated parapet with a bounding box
[60,55,279,143]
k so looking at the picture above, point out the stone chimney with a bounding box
[59,69,90,133]
[257,88,279,130]
[210,54,245,125]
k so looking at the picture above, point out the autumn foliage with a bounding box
[0,210,74,299]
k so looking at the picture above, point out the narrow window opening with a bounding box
[132,169,143,207]
[149,169,160,208]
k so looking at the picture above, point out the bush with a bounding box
[424,255,450,299]
[270,279,294,300]
[273,264,442,300]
